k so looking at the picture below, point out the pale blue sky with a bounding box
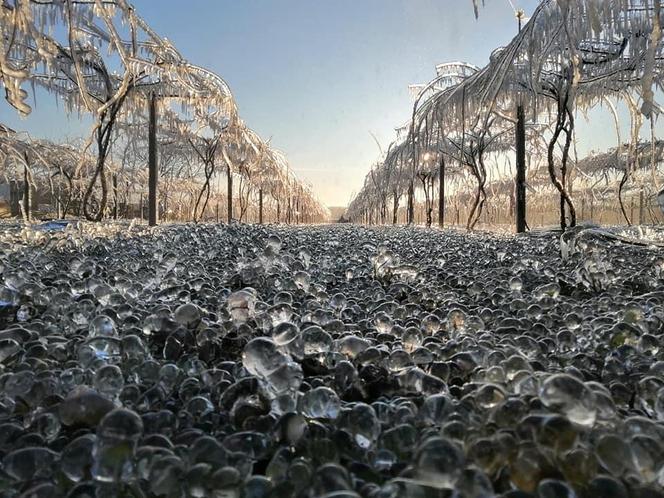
[4,0,629,207]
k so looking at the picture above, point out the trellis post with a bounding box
[113,174,118,220]
[23,163,31,222]
[259,188,263,224]
[227,165,233,223]
[407,181,414,224]
[148,93,158,227]
[515,104,527,233]
[438,154,445,227]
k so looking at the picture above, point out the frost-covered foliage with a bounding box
[348,0,664,230]
[0,125,329,224]
[0,0,327,222]
[1,0,234,123]
[0,126,107,221]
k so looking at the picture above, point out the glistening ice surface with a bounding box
[1,222,664,497]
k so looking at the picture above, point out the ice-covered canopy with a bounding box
[347,0,664,227]
[0,125,104,182]
[0,0,328,220]
[0,0,236,126]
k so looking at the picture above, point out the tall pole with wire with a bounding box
[148,93,158,227]
[515,8,527,233]
[438,151,445,228]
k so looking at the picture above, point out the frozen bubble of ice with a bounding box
[89,314,117,338]
[540,374,597,427]
[537,479,578,498]
[299,386,341,419]
[336,335,371,359]
[271,321,300,346]
[330,292,347,310]
[242,337,289,378]
[340,403,381,449]
[174,302,202,328]
[419,394,453,426]
[386,349,413,372]
[266,361,303,396]
[475,383,507,410]
[266,233,282,250]
[421,314,441,335]
[0,338,21,364]
[268,302,294,327]
[2,447,58,481]
[293,270,311,291]
[414,436,465,488]
[302,325,333,355]
[61,434,96,482]
[595,433,634,477]
[93,364,125,399]
[227,288,257,324]
[374,311,393,334]
[299,247,312,269]
[92,408,143,482]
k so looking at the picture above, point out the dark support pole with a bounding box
[438,154,445,228]
[148,93,158,227]
[259,189,263,224]
[10,181,19,217]
[125,181,130,218]
[639,189,645,225]
[407,181,414,225]
[23,163,30,221]
[227,166,233,223]
[113,174,118,220]
[515,104,527,233]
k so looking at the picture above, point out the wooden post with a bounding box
[125,181,130,218]
[639,189,645,225]
[23,162,31,222]
[227,165,233,223]
[259,188,263,224]
[515,104,527,233]
[407,180,414,224]
[438,154,445,228]
[56,181,62,219]
[10,181,19,217]
[113,174,118,220]
[148,93,158,227]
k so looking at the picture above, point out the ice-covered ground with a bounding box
[1,222,664,497]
